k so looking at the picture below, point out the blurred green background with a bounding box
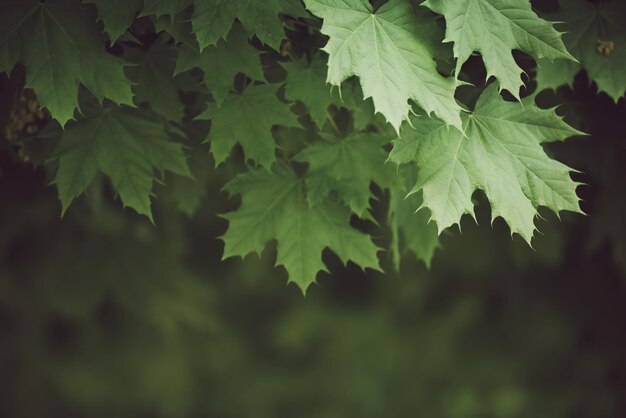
[1,42,626,418]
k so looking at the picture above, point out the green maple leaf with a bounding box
[190,0,237,49]
[304,0,461,132]
[535,57,580,92]
[126,36,185,121]
[537,1,626,101]
[389,84,583,243]
[83,0,142,42]
[191,0,307,50]
[424,0,574,99]
[295,133,400,216]
[235,0,308,50]
[0,0,132,125]
[153,10,199,49]
[55,93,191,220]
[281,55,342,129]
[140,0,193,19]
[281,61,377,131]
[176,24,264,105]
[161,145,212,217]
[389,165,439,270]
[222,164,381,293]
[200,84,300,168]
[337,80,379,131]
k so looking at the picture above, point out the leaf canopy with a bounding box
[0,0,591,287]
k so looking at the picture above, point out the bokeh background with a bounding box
[1,11,626,418]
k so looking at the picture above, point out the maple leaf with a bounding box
[389,165,439,270]
[139,0,193,19]
[304,0,461,132]
[199,84,300,168]
[537,0,626,101]
[535,57,580,93]
[191,0,237,49]
[153,9,199,49]
[281,55,342,129]
[236,0,308,50]
[161,143,212,217]
[54,92,191,220]
[125,36,185,121]
[389,84,583,243]
[221,164,380,293]
[424,0,574,99]
[83,0,142,42]
[176,24,264,105]
[282,63,377,131]
[0,0,132,125]
[295,133,400,217]
[191,0,308,50]
[337,80,380,131]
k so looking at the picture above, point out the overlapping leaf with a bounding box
[338,80,380,131]
[0,0,593,277]
[176,24,264,105]
[304,0,461,132]
[222,165,380,292]
[190,0,236,48]
[84,0,142,42]
[199,84,300,167]
[55,94,191,220]
[295,133,399,216]
[281,56,342,129]
[389,85,582,243]
[191,0,308,50]
[125,36,185,121]
[536,0,626,101]
[424,0,573,99]
[389,165,439,269]
[140,0,194,19]
[535,57,580,92]
[0,0,132,124]
[162,144,212,217]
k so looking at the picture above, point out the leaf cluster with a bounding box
[0,0,611,292]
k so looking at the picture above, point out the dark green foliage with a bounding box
[0,1,625,416]
[0,0,597,290]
